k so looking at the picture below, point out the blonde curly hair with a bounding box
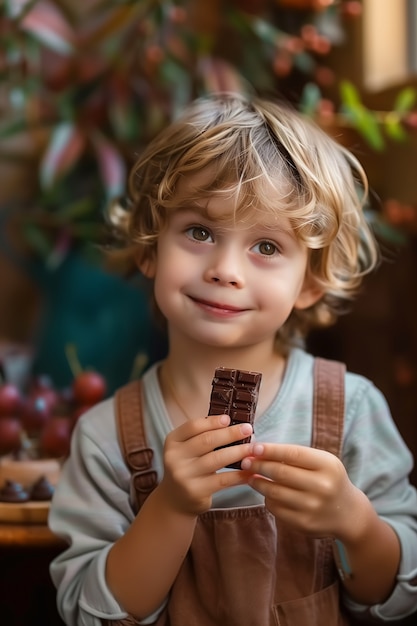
[107,93,378,351]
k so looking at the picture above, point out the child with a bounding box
[49,93,417,625]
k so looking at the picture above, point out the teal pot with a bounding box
[0,212,166,394]
[30,251,166,395]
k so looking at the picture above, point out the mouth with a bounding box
[189,296,247,315]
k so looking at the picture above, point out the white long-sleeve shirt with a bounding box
[49,348,417,625]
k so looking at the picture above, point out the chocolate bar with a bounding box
[208,367,262,469]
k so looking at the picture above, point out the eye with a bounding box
[186,226,213,242]
[253,240,279,256]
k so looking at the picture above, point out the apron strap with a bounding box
[115,379,157,509]
[312,357,346,457]
[312,356,348,586]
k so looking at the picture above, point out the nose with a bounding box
[204,245,245,288]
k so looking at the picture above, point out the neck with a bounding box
[166,328,283,376]
[159,330,288,420]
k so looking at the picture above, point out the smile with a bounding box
[189,296,247,316]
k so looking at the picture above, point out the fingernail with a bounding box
[241,457,251,470]
[219,414,230,426]
[253,443,264,456]
[240,423,253,435]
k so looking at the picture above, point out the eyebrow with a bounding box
[174,200,213,219]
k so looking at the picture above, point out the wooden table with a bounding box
[0,521,66,548]
[0,521,66,626]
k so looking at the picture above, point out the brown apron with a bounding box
[109,358,351,625]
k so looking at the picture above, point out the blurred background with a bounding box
[0,1,417,622]
[2,0,416,476]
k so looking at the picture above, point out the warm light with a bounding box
[363,0,408,90]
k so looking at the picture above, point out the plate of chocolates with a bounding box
[0,476,55,524]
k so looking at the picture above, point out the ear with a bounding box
[294,275,323,311]
[135,251,157,279]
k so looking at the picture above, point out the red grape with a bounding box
[39,416,72,459]
[0,383,22,417]
[0,417,22,454]
[72,371,107,406]
[21,394,52,436]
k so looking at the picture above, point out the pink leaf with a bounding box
[91,132,127,199]
[198,56,246,93]
[198,57,246,94]
[20,1,75,55]
[40,123,86,188]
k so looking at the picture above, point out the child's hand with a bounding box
[158,415,253,517]
[241,443,363,540]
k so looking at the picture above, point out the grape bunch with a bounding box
[0,371,107,459]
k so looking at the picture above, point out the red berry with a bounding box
[273,52,293,77]
[404,111,417,129]
[72,371,107,406]
[342,1,362,18]
[169,6,187,23]
[20,394,52,436]
[0,417,22,454]
[0,383,22,417]
[39,416,72,459]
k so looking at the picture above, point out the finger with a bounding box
[246,443,331,471]
[185,463,250,502]
[248,476,318,528]
[244,458,315,490]
[189,421,253,459]
[249,474,299,506]
[169,414,231,443]
[199,441,254,474]
[166,418,254,475]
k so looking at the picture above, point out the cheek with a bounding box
[254,267,305,311]
[152,254,187,309]
[153,262,174,296]
[152,272,173,320]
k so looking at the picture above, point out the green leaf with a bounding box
[23,223,52,258]
[394,87,416,114]
[340,81,385,150]
[0,118,29,139]
[357,111,385,151]
[340,80,362,108]
[293,51,315,74]
[55,198,97,221]
[384,112,407,142]
[344,104,385,151]
[160,56,189,87]
[299,83,322,116]
[70,222,104,238]
[251,18,279,46]
[226,6,253,36]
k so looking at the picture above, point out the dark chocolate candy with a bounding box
[208,367,262,469]
[0,479,30,503]
[30,476,55,501]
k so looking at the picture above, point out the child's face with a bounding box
[140,172,321,352]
